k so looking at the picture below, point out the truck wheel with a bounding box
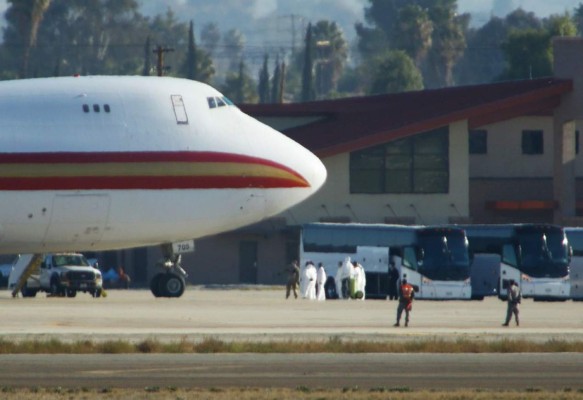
[50,278,63,297]
[21,284,37,298]
[66,289,77,298]
[93,288,102,298]
[160,273,185,298]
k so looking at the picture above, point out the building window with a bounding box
[350,127,449,194]
[522,130,543,154]
[469,129,487,154]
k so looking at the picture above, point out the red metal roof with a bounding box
[240,78,572,158]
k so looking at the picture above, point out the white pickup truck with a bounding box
[21,253,103,298]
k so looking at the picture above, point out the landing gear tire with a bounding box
[161,274,185,298]
[150,273,185,298]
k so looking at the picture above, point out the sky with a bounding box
[0,0,582,37]
[458,0,582,26]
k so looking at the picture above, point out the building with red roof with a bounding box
[136,37,583,285]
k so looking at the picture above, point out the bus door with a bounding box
[499,243,521,299]
[357,246,389,299]
[567,229,583,300]
[401,246,424,297]
[470,253,500,299]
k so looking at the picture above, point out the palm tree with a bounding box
[312,20,348,98]
[8,0,52,78]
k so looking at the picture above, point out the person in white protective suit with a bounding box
[335,261,344,299]
[304,261,317,300]
[351,261,366,300]
[299,261,308,298]
[316,262,327,301]
[340,256,353,299]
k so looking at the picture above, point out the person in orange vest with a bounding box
[394,278,415,327]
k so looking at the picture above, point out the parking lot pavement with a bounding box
[0,287,582,343]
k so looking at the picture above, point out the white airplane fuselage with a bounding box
[0,76,326,254]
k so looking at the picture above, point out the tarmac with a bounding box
[1,286,582,343]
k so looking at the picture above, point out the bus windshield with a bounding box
[516,229,569,278]
[417,231,470,280]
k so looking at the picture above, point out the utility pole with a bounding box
[153,45,174,77]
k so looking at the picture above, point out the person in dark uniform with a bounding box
[502,279,521,326]
[284,260,300,299]
[388,261,399,300]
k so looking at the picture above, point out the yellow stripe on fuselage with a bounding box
[0,162,303,183]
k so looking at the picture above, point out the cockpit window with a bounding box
[207,96,235,109]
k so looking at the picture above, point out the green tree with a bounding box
[6,0,52,78]
[498,14,576,81]
[2,0,148,77]
[183,20,198,80]
[312,20,348,98]
[301,23,315,102]
[420,0,468,88]
[222,28,245,71]
[393,4,433,65]
[271,56,282,104]
[356,0,468,88]
[200,22,221,56]
[221,60,258,104]
[369,50,423,95]
[175,19,214,83]
[258,54,270,104]
[574,4,583,35]
[142,35,151,76]
[499,29,551,80]
[455,9,544,85]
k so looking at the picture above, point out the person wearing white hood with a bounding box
[304,261,317,300]
[340,257,353,299]
[352,261,366,300]
[316,262,327,301]
[334,261,344,299]
[299,261,308,298]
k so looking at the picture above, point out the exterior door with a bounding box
[239,241,258,283]
[45,194,110,246]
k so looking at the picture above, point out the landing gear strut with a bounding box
[150,244,188,298]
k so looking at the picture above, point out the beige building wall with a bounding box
[470,116,554,178]
[285,120,470,225]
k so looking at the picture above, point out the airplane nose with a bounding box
[301,149,327,194]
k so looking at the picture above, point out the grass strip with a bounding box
[0,336,583,354]
[2,387,583,399]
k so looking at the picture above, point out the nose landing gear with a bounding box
[150,244,188,298]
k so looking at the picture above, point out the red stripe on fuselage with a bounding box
[0,176,305,190]
[0,152,309,190]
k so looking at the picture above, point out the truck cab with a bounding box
[22,253,103,298]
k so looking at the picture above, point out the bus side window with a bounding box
[502,243,518,267]
[403,246,417,270]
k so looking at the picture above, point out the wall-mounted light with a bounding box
[409,203,424,224]
[345,203,358,221]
